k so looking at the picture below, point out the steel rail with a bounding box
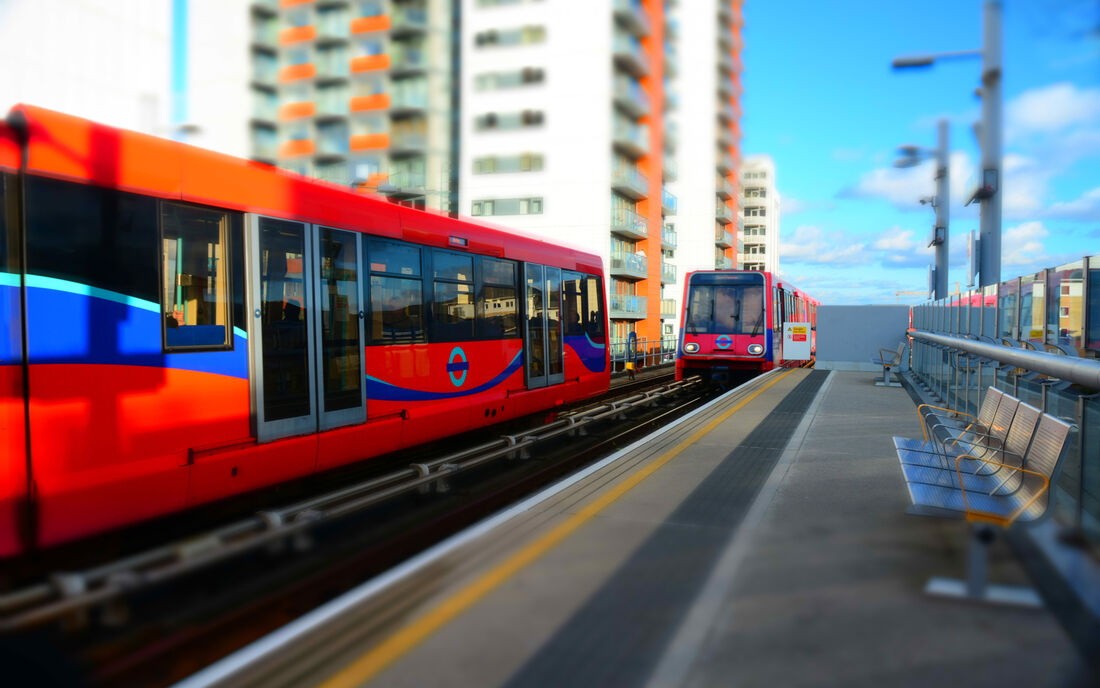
[0,378,701,630]
[909,330,1100,390]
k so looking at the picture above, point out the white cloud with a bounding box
[1045,186,1100,221]
[840,151,974,212]
[1002,221,1050,268]
[1007,82,1100,138]
[872,227,918,252]
[781,196,835,215]
[780,225,868,266]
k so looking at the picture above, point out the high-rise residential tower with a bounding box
[663,0,744,337]
[739,154,780,273]
[460,0,690,344]
[255,0,458,211]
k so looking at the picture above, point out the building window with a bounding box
[746,207,766,217]
[471,197,543,216]
[474,67,545,90]
[475,25,546,47]
[473,153,544,174]
[474,110,544,130]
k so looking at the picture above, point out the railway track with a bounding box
[2,374,708,687]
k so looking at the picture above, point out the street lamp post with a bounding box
[895,119,950,300]
[892,0,1002,288]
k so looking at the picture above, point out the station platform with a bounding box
[188,369,1093,688]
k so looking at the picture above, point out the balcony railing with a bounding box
[389,89,429,109]
[612,0,651,37]
[715,203,733,224]
[718,98,736,123]
[391,6,428,34]
[611,159,649,199]
[715,228,734,248]
[610,293,648,320]
[613,75,650,118]
[715,256,734,270]
[390,49,427,73]
[716,175,735,199]
[661,298,677,319]
[610,207,648,239]
[663,155,677,182]
[717,147,734,173]
[390,131,427,151]
[661,188,677,214]
[662,225,677,249]
[613,120,649,157]
[610,251,648,280]
[661,261,676,284]
[379,170,426,190]
[613,32,650,77]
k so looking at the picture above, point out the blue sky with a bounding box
[741,0,1100,304]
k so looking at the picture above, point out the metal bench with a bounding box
[893,393,1075,606]
[872,341,906,387]
[893,386,1004,457]
[896,390,1020,471]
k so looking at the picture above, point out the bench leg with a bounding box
[924,525,1042,608]
[875,365,901,387]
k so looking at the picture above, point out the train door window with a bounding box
[524,263,547,388]
[431,249,474,341]
[314,227,366,429]
[562,271,584,337]
[477,257,518,338]
[160,202,232,351]
[545,266,564,384]
[584,275,607,342]
[367,238,424,343]
[249,216,316,441]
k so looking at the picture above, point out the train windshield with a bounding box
[685,283,765,335]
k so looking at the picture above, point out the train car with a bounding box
[675,270,817,383]
[0,105,610,556]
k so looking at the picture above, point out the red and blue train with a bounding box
[675,270,817,383]
[0,105,610,557]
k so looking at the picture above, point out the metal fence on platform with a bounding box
[908,254,1100,546]
[609,337,678,372]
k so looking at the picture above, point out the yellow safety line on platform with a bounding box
[318,368,798,688]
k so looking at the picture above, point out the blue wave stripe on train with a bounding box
[9,275,248,378]
[564,334,606,373]
[366,351,524,401]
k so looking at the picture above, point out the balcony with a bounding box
[389,88,429,113]
[389,130,427,154]
[664,90,679,112]
[317,18,350,43]
[391,5,428,35]
[716,175,735,199]
[716,202,733,224]
[662,225,677,249]
[613,32,650,78]
[665,48,678,78]
[611,207,648,239]
[718,50,736,74]
[611,159,649,199]
[716,256,734,270]
[610,250,648,280]
[378,170,427,199]
[613,0,651,37]
[661,188,677,215]
[664,121,678,151]
[717,147,735,173]
[390,48,427,75]
[737,213,745,233]
[610,293,648,320]
[613,75,650,118]
[663,156,677,182]
[613,120,649,158]
[315,97,349,118]
[718,98,736,124]
[715,228,734,248]
[661,261,676,284]
[661,298,677,319]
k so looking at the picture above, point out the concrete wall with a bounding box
[816,305,910,372]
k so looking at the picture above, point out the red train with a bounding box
[675,270,817,383]
[0,106,610,557]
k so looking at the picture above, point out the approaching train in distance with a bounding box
[676,270,818,383]
[0,105,610,557]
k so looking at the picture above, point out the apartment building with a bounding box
[253,0,458,211]
[460,0,701,344]
[663,0,744,337]
[739,154,780,273]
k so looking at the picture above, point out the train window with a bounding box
[160,203,232,350]
[477,257,518,338]
[367,238,424,343]
[25,176,158,303]
[562,271,584,337]
[431,249,474,341]
[584,275,606,341]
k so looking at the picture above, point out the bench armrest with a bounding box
[917,404,976,442]
[954,454,1050,527]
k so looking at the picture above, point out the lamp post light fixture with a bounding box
[892,0,1002,289]
[894,120,950,300]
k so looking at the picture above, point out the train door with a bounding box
[247,216,366,443]
[523,263,564,388]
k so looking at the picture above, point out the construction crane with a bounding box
[895,290,927,303]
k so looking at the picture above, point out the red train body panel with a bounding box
[675,270,818,382]
[0,105,610,556]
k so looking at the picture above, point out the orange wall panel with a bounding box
[279,63,316,82]
[350,54,390,72]
[279,25,316,45]
[351,15,390,33]
[350,133,389,151]
[350,93,390,111]
[279,101,316,120]
[279,138,315,157]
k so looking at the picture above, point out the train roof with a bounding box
[685,269,820,305]
[4,104,602,275]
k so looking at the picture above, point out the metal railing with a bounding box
[609,336,679,372]
[908,255,1100,545]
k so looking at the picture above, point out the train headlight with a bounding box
[747,344,765,355]
[684,342,699,353]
